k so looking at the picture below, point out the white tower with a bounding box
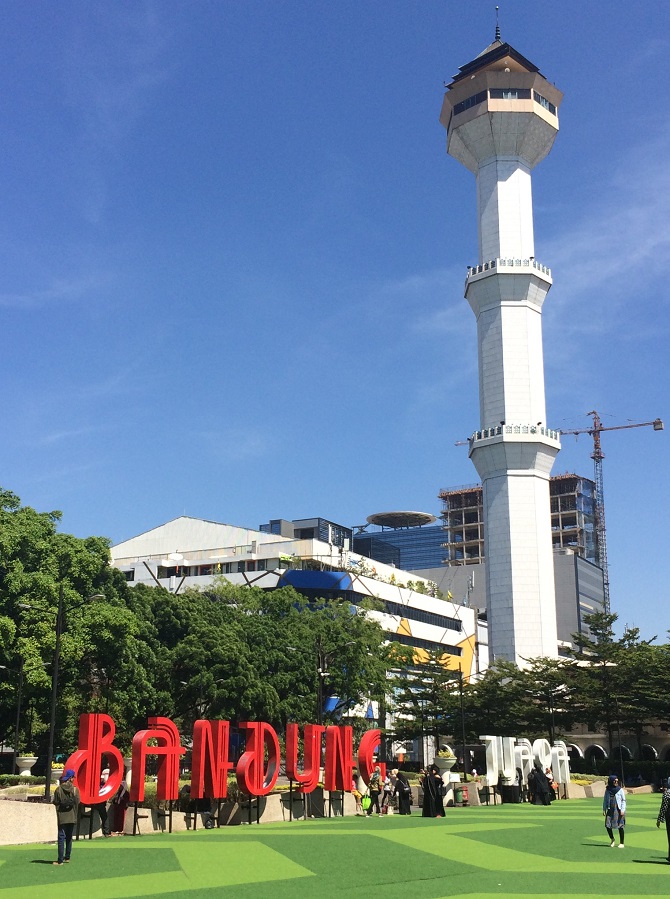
[440,38,563,664]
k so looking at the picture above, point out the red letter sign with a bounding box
[191,719,233,800]
[236,722,280,796]
[65,714,124,805]
[324,725,353,792]
[285,723,324,792]
[130,717,185,802]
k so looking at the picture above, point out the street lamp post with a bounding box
[548,691,556,746]
[20,586,104,802]
[43,583,64,802]
[0,661,23,776]
[614,695,625,787]
[315,641,355,726]
[458,665,468,777]
[13,658,23,778]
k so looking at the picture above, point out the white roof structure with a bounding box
[111,515,482,679]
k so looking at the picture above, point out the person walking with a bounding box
[366,766,382,816]
[92,767,112,837]
[111,778,130,835]
[603,774,626,848]
[531,762,552,806]
[422,765,445,817]
[351,771,364,816]
[53,769,80,866]
[655,776,670,861]
[394,770,413,815]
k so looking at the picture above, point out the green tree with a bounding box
[388,647,461,750]
[0,489,158,758]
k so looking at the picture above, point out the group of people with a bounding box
[527,762,557,805]
[419,765,447,817]
[352,766,414,816]
[52,762,670,865]
[52,767,131,866]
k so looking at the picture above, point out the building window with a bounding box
[453,90,487,116]
[533,91,556,114]
[124,569,135,582]
[392,633,462,656]
[489,88,531,100]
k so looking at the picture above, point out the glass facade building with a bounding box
[353,524,446,571]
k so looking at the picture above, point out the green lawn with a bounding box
[0,794,668,898]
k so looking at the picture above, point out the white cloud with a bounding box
[0,274,107,309]
[545,126,670,324]
[195,428,268,463]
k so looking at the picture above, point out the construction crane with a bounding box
[559,411,664,613]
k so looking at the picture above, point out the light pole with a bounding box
[288,640,356,725]
[614,695,625,787]
[43,582,65,802]
[20,586,104,801]
[0,660,23,776]
[458,665,468,777]
[315,641,355,725]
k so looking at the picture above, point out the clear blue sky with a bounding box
[1,1,667,640]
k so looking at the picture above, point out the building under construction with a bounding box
[440,473,597,567]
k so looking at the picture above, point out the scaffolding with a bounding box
[438,474,597,567]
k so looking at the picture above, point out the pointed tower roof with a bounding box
[449,41,544,86]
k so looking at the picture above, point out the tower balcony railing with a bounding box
[470,423,561,442]
[466,257,551,278]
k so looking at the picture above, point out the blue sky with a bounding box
[1,1,667,640]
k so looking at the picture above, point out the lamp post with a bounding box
[0,660,23,776]
[20,586,104,801]
[458,665,468,777]
[42,582,65,802]
[614,695,625,787]
[315,641,355,725]
[288,640,356,726]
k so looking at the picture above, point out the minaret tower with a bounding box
[440,35,563,663]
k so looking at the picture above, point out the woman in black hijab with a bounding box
[422,765,445,817]
[394,769,413,815]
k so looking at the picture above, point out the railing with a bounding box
[466,257,551,278]
[470,423,561,442]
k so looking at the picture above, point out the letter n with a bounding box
[285,723,324,792]
[324,725,353,792]
[191,720,232,800]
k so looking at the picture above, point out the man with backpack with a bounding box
[52,768,80,866]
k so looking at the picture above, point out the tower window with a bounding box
[489,88,531,100]
[533,91,556,115]
[453,90,487,116]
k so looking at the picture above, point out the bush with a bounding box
[0,775,46,788]
[569,758,670,786]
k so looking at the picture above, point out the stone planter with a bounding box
[432,757,456,776]
[16,757,38,777]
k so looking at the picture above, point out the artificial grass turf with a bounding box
[0,795,668,898]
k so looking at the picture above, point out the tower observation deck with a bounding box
[440,38,563,664]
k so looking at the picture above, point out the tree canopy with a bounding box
[2,488,670,769]
[0,489,389,761]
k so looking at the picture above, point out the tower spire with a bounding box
[495,6,501,42]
